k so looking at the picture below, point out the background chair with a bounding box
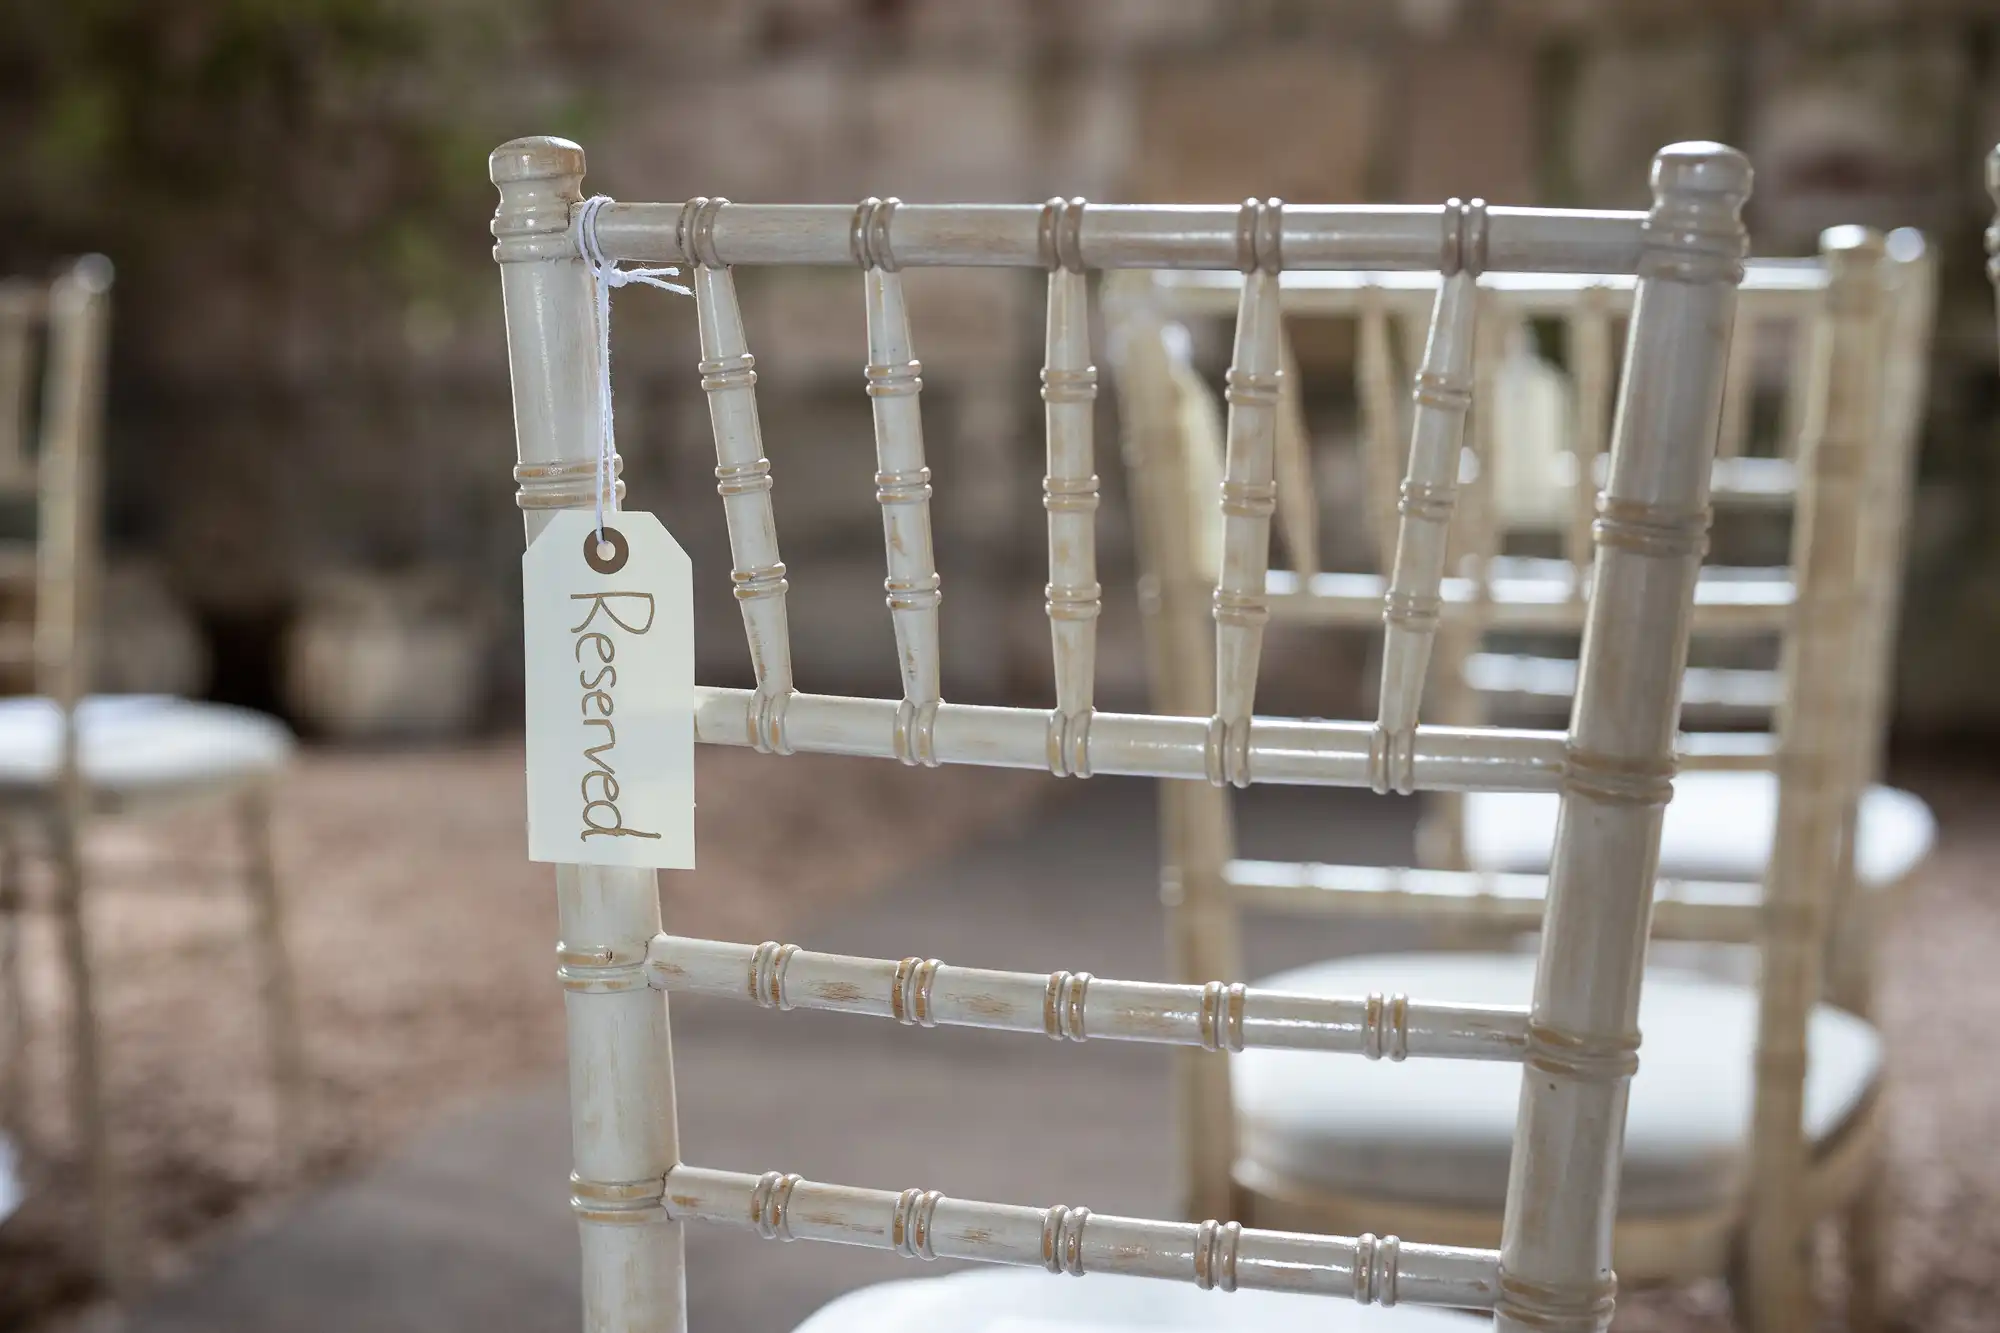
[1108,225,1917,1333]
[492,135,1748,1332]
[0,257,302,1289]
[1118,235,1937,1012]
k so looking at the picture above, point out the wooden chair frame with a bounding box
[0,259,304,1290]
[491,135,1750,1333]
[1109,227,1928,1333]
[1122,240,1932,838]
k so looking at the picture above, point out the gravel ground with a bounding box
[5,752,1998,1332]
[0,743,1046,1328]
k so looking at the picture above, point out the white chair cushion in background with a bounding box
[795,1267,1483,1332]
[1463,771,1934,889]
[0,695,293,800]
[1234,952,1880,1215]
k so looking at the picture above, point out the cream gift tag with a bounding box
[524,509,694,868]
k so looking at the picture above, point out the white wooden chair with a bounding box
[1987,146,2000,358]
[1114,232,1937,1010]
[492,135,1749,1333]
[0,257,302,1288]
[1108,225,1918,1333]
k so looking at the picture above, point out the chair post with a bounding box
[1494,143,1749,1333]
[1104,275,1241,1223]
[1744,225,1887,1333]
[1985,147,2000,355]
[491,137,686,1333]
[38,257,120,1288]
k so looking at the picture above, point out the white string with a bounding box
[576,194,692,545]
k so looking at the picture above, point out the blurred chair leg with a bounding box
[0,833,24,1145]
[50,805,123,1290]
[1844,1156,1886,1333]
[240,786,304,1173]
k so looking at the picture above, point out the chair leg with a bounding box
[49,807,124,1290]
[0,835,25,1146]
[240,787,305,1174]
[1844,1161,1886,1333]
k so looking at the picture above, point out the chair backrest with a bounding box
[1112,224,1921,1322]
[491,136,1749,1333]
[1114,225,1932,846]
[0,258,113,733]
[1134,262,1827,580]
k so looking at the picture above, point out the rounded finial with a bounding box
[491,137,586,260]
[67,254,114,294]
[490,136,585,186]
[1819,224,1886,261]
[1650,141,1753,206]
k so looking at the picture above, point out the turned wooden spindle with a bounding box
[1356,283,1406,576]
[1373,200,1485,798]
[857,198,946,768]
[1039,197,1100,778]
[1565,284,1614,596]
[1209,199,1285,790]
[1272,329,1320,580]
[686,201,798,756]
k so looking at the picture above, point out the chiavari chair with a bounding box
[1109,223,1922,1333]
[494,135,1749,1332]
[0,257,302,1288]
[1114,231,1937,1005]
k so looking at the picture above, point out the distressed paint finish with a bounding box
[1374,202,1483,800]
[490,137,685,1333]
[647,934,1529,1060]
[1207,199,1285,790]
[855,198,946,768]
[688,216,796,756]
[689,686,1569,789]
[665,1164,1501,1309]
[1039,198,1100,778]
[1495,144,1749,1333]
[586,200,1652,274]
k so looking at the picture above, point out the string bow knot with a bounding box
[575,194,691,546]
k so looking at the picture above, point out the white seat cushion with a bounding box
[1235,953,1880,1215]
[0,695,293,800]
[0,1131,21,1227]
[1464,771,1934,890]
[796,1267,1482,1332]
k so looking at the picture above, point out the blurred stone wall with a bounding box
[8,0,2000,733]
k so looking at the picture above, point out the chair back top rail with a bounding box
[581,200,1648,274]
[1143,260,1822,314]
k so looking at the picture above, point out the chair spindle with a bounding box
[1040,198,1100,778]
[857,198,945,768]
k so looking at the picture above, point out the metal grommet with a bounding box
[585,525,629,574]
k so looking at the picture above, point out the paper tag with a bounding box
[524,509,694,868]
